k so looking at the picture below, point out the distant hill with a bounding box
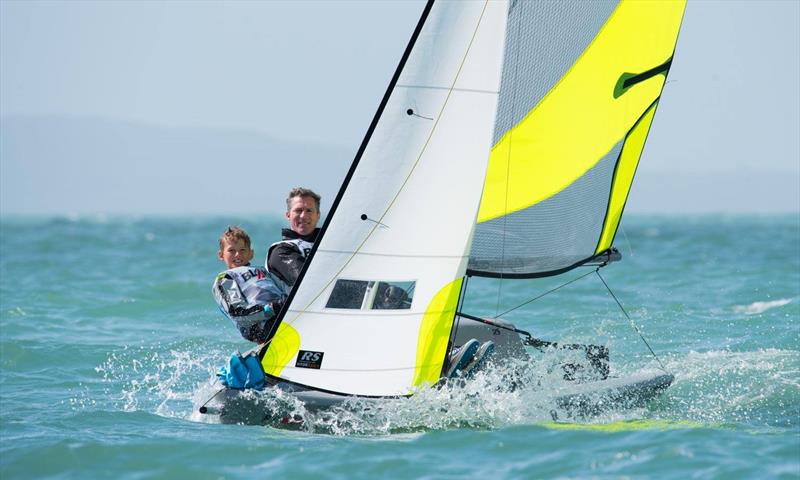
[628,167,800,214]
[0,115,352,215]
[1,115,797,216]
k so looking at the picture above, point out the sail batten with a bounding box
[396,84,500,95]
[315,249,469,259]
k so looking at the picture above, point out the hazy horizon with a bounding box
[1,1,798,215]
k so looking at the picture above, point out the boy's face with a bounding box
[218,238,254,269]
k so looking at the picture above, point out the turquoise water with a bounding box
[1,214,798,479]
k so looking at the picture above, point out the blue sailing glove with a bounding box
[217,351,265,390]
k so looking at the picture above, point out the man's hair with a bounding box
[286,187,321,213]
[219,225,251,251]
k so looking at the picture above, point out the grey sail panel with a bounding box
[468,143,621,277]
[492,0,619,145]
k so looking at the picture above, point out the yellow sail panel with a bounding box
[261,322,300,377]
[412,278,463,387]
[477,0,685,223]
[596,100,658,254]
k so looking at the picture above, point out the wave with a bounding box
[733,299,792,315]
[660,349,800,427]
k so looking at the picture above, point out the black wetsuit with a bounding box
[266,228,320,287]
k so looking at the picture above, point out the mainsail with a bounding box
[262,0,685,398]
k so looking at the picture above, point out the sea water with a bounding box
[0,214,798,479]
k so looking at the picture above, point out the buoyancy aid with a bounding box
[265,228,319,286]
[212,265,288,341]
[266,237,314,266]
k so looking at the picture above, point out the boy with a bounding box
[213,226,288,343]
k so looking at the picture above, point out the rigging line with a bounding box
[271,1,494,335]
[495,0,523,318]
[619,224,634,258]
[198,387,226,412]
[594,270,669,373]
[494,267,598,319]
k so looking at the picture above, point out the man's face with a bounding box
[218,239,254,269]
[286,195,320,236]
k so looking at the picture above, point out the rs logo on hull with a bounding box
[295,350,324,369]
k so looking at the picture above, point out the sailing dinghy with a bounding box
[199,0,685,426]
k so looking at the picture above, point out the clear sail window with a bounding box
[326,280,370,309]
[370,281,414,310]
[326,280,415,310]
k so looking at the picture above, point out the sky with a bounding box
[1,0,798,215]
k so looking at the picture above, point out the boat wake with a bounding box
[657,348,799,428]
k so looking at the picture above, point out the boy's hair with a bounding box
[219,226,251,251]
[286,187,321,213]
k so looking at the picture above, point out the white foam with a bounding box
[100,341,799,434]
[733,299,792,315]
[663,348,800,425]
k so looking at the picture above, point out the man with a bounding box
[266,187,321,287]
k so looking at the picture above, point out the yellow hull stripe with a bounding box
[260,322,301,377]
[542,419,706,432]
[412,278,463,387]
[477,0,685,223]
[596,100,658,253]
